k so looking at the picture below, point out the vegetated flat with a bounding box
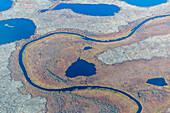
[5,2,170,113]
[16,16,170,113]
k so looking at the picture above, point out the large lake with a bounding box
[0,0,13,12]
[0,19,36,45]
[42,3,121,16]
[121,0,167,7]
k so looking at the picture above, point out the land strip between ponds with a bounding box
[19,14,170,113]
[35,14,169,42]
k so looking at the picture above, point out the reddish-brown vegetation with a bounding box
[9,16,170,113]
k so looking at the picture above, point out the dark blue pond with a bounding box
[65,58,96,78]
[121,0,167,7]
[0,18,36,45]
[84,46,92,50]
[50,3,120,16]
[0,0,13,12]
[146,77,168,86]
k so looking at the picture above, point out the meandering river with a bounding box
[19,14,170,113]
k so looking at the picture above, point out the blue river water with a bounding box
[65,58,96,78]
[19,43,142,113]
[0,18,36,45]
[146,78,168,86]
[17,14,170,113]
[1,0,169,112]
[121,0,167,7]
[41,3,121,16]
[0,0,13,12]
[24,14,170,43]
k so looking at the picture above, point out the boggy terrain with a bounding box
[1,0,170,35]
[9,15,170,113]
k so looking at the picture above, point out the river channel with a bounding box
[19,14,170,113]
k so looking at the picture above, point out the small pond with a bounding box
[65,58,96,78]
[146,77,168,86]
[84,46,92,50]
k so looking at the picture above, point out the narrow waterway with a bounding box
[19,14,170,113]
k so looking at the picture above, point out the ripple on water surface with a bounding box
[0,0,13,12]
[121,0,168,7]
[0,19,36,45]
